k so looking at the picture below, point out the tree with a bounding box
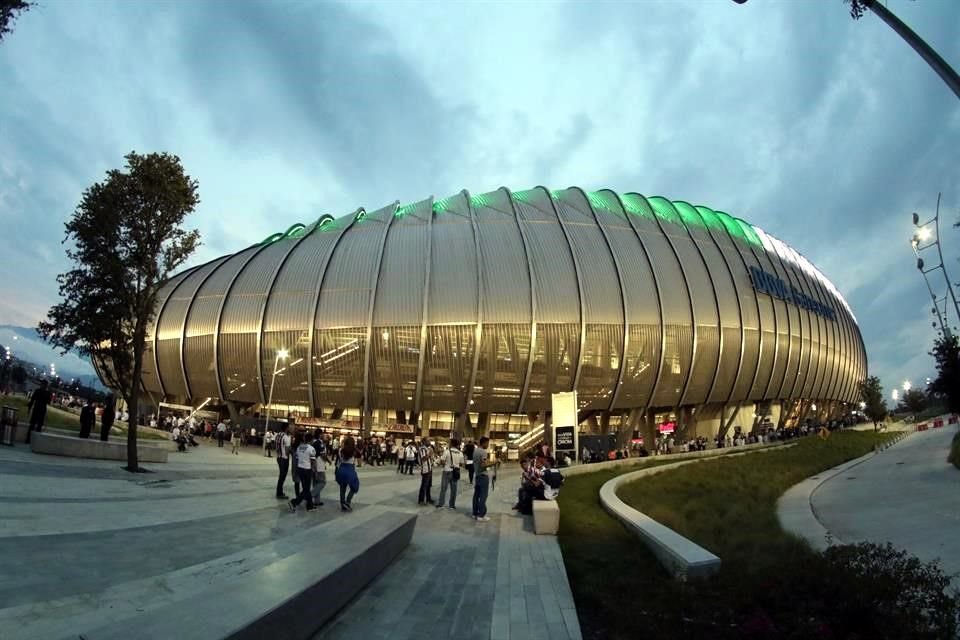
[897,388,927,416]
[0,0,34,42]
[858,375,887,428]
[39,151,200,471]
[929,332,960,414]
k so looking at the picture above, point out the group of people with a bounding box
[273,427,360,513]
[513,451,564,515]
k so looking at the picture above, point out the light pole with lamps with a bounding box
[911,194,960,338]
[264,348,289,432]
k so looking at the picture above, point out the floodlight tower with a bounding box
[911,193,959,338]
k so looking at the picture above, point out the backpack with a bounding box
[544,468,564,490]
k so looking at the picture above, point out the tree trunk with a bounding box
[126,321,146,472]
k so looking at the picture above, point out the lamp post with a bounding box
[264,348,289,432]
[911,193,959,338]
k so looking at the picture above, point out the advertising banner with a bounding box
[552,391,579,460]
[554,425,575,451]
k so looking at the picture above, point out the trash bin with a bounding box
[1,406,18,446]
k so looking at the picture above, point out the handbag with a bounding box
[450,450,461,481]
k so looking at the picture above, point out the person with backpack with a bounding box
[541,457,564,500]
[417,438,436,505]
[437,438,464,509]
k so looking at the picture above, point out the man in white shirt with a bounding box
[216,420,227,448]
[275,427,292,499]
[288,431,317,512]
[404,442,417,475]
[437,439,465,510]
[171,425,185,452]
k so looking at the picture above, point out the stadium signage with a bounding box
[748,266,836,321]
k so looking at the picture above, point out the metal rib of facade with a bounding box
[130,187,867,415]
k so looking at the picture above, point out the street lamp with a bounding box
[891,389,899,402]
[264,348,289,432]
[902,380,911,392]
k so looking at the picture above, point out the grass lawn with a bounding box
[557,431,896,640]
[1,394,167,441]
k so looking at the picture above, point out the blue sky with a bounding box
[1,0,958,399]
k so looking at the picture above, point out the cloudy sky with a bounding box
[1,0,958,398]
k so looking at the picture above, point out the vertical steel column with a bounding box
[504,188,539,413]
[178,256,230,402]
[675,203,725,406]
[739,234,780,403]
[614,192,666,413]
[757,237,798,403]
[577,189,628,412]
[647,197,698,410]
[539,186,586,392]
[463,191,485,414]
[306,213,359,414]
[212,245,271,402]
[152,266,200,399]
[696,206,747,407]
[254,232,316,406]
[362,203,400,430]
[806,266,841,402]
[413,198,435,417]
[715,214,763,405]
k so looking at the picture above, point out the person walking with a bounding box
[288,431,317,512]
[79,397,95,439]
[99,395,115,442]
[310,430,327,506]
[216,420,227,447]
[231,423,242,455]
[25,380,52,444]
[417,438,435,505]
[264,429,275,457]
[275,426,292,500]
[335,436,360,512]
[472,436,493,522]
[404,441,417,475]
[437,438,464,509]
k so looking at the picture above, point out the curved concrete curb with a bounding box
[30,431,172,463]
[776,431,912,551]
[598,443,793,580]
[564,440,784,478]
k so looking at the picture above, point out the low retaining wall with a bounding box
[68,510,418,640]
[597,443,793,580]
[564,440,783,478]
[30,431,171,463]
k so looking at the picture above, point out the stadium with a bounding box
[107,186,867,442]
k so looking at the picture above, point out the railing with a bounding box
[512,423,545,458]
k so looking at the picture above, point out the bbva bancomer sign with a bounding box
[749,265,836,320]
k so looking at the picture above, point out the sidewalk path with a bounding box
[786,425,960,582]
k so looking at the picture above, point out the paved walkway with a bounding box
[0,439,581,640]
[779,424,960,583]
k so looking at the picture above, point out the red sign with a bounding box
[934,419,944,429]
[658,422,675,434]
[916,423,928,431]
[949,415,958,425]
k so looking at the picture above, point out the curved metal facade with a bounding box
[133,187,867,414]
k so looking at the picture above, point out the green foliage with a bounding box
[0,0,33,41]
[845,0,871,20]
[929,333,960,414]
[898,388,928,416]
[949,432,960,470]
[39,151,200,471]
[558,433,960,639]
[859,374,888,424]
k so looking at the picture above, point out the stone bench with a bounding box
[533,499,560,535]
[61,510,418,640]
[29,431,171,463]
[599,461,720,580]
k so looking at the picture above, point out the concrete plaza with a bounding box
[0,439,581,640]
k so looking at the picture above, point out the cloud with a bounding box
[0,0,957,397]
